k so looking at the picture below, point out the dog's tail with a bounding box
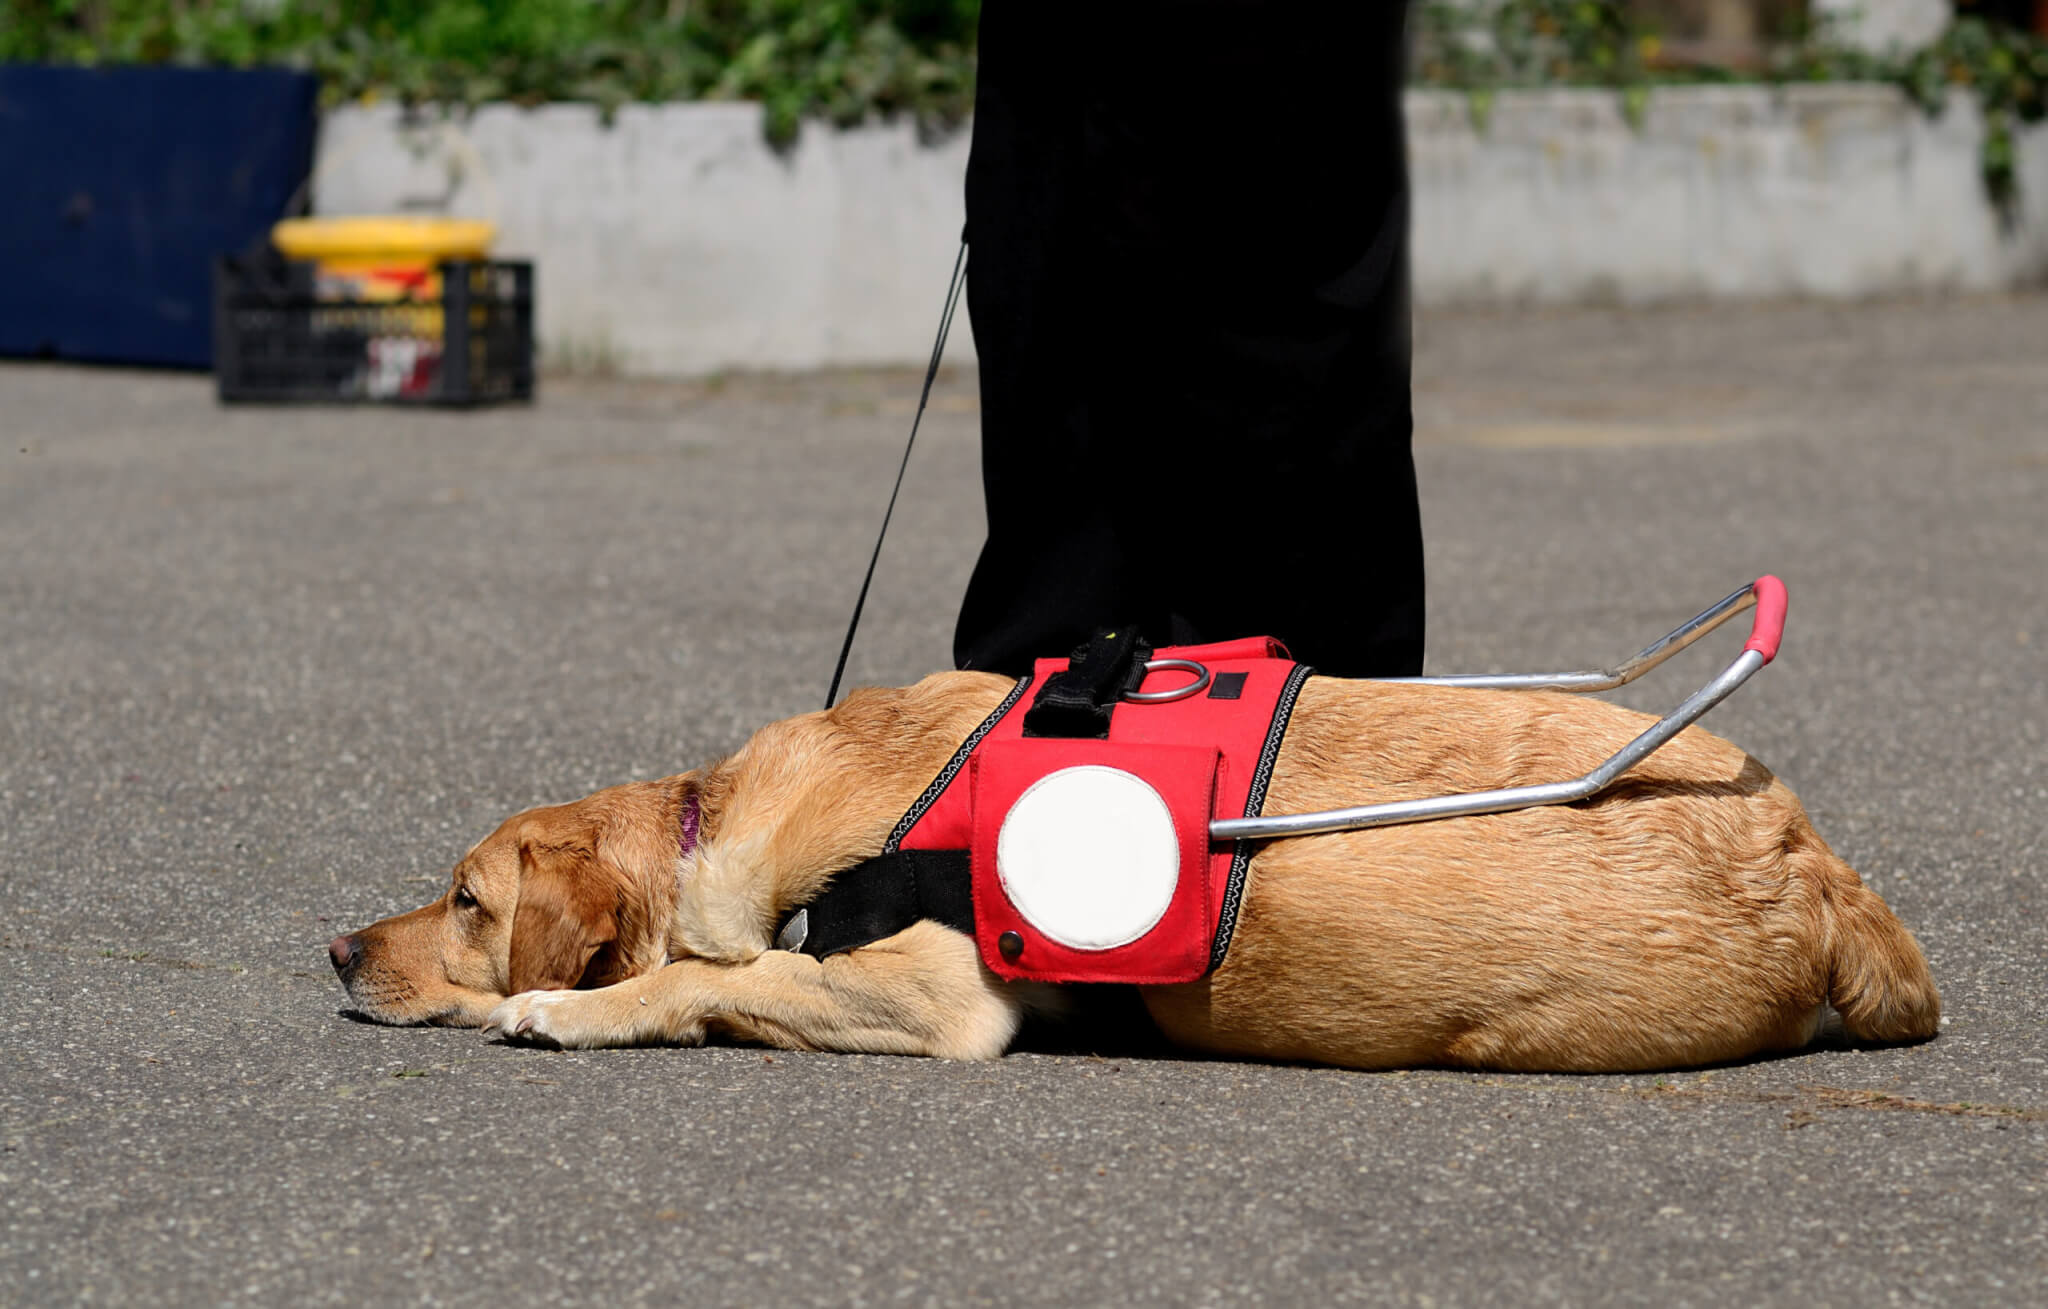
[1816,846,1941,1044]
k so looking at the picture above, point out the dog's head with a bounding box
[326,673,1017,1027]
[328,778,686,1026]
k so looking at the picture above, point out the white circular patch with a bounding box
[996,765,1180,951]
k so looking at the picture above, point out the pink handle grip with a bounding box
[1744,575,1788,664]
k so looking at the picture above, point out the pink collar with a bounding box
[678,791,701,859]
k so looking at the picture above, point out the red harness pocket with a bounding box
[969,738,1219,984]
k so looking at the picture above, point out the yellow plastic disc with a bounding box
[271,217,496,262]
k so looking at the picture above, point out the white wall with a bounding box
[315,87,2048,377]
[1407,84,2048,305]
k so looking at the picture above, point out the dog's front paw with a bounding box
[482,990,579,1048]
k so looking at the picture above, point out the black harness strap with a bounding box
[778,850,973,960]
[1020,627,1149,739]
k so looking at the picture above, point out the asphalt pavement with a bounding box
[3,295,2044,1305]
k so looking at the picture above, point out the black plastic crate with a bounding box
[214,254,533,405]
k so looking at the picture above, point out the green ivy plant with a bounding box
[3,1,2042,207]
[0,0,980,145]
[1413,0,1648,92]
[1413,0,1696,132]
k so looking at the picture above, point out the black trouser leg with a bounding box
[955,1,1424,679]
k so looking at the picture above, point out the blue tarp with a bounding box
[0,63,318,368]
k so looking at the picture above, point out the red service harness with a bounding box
[775,576,1794,982]
[778,632,1309,985]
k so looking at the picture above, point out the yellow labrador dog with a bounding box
[328,669,1939,1071]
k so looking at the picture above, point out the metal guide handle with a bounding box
[1378,574,1786,694]
[1211,576,1788,843]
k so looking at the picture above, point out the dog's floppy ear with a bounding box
[509,840,619,993]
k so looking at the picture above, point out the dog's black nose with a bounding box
[327,934,360,975]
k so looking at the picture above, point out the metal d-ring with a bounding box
[1122,658,1212,704]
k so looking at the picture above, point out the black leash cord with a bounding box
[823,240,969,710]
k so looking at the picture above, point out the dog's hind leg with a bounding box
[482,921,1024,1059]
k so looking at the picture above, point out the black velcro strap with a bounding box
[780,850,973,960]
[1021,626,1150,739]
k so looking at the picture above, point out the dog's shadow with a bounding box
[1011,994,1933,1071]
[1012,984,1182,1058]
